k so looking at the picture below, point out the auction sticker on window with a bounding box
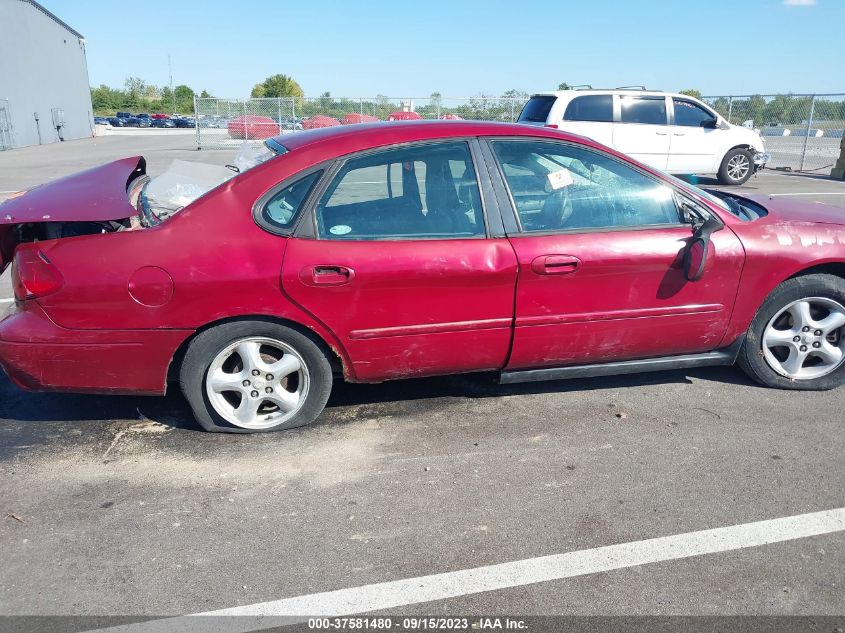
[547,169,573,190]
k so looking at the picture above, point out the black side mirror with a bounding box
[684,216,722,281]
[701,117,719,129]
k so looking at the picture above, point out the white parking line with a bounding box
[768,192,845,197]
[88,507,845,633]
[0,298,14,303]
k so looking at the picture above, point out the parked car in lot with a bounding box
[93,116,111,125]
[228,115,279,139]
[387,111,422,121]
[301,115,342,129]
[151,118,176,128]
[519,89,770,185]
[106,117,125,127]
[173,117,196,128]
[342,113,380,125]
[2,121,845,433]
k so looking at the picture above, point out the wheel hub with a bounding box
[205,336,309,429]
[761,296,845,380]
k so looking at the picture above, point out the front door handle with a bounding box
[300,265,355,286]
[655,131,669,136]
[531,255,581,275]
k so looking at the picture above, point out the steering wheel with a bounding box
[542,187,574,229]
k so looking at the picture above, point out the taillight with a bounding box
[12,247,64,301]
[545,124,559,129]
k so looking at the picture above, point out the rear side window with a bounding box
[259,171,322,231]
[619,97,667,125]
[563,95,613,122]
[518,96,557,123]
[315,142,485,240]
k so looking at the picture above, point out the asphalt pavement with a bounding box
[0,134,844,626]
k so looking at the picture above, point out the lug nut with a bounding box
[813,342,821,348]
[815,329,823,336]
[250,390,259,398]
[252,369,260,376]
[266,374,274,381]
[242,380,250,387]
[800,345,808,352]
[793,336,801,342]
[265,387,273,394]
[802,326,810,332]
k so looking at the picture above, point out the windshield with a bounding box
[139,139,286,226]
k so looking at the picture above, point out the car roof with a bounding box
[272,120,592,153]
[531,89,694,100]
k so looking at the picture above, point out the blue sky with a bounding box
[44,0,839,98]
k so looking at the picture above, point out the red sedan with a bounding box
[2,121,845,433]
[227,115,280,140]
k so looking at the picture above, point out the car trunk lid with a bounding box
[0,156,144,270]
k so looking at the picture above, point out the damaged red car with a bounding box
[2,121,845,433]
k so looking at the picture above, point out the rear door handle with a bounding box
[300,265,355,286]
[531,255,581,275]
[673,132,686,136]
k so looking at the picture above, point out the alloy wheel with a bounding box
[726,154,750,182]
[762,297,845,380]
[205,336,310,429]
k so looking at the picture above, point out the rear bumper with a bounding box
[0,302,193,395]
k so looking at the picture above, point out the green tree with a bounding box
[251,74,304,99]
[679,89,703,99]
[200,89,212,98]
[558,82,570,90]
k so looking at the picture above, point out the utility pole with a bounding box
[168,54,175,113]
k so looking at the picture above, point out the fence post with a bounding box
[243,99,248,142]
[277,97,282,132]
[799,95,816,171]
[194,95,200,149]
[727,96,733,124]
[510,99,515,122]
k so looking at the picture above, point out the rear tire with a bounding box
[737,274,845,390]
[180,321,333,432]
[717,148,754,185]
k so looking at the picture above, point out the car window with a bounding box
[491,140,681,233]
[517,96,557,123]
[619,96,667,125]
[563,95,613,122]
[672,98,714,127]
[259,171,322,231]
[315,142,485,240]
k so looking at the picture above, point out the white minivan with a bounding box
[518,89,770,185]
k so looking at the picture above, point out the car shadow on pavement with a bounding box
[0,365,760,434]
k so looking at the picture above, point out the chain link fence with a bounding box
[194,96,529,149]
[703,93,845,172]
[195,93,844,173]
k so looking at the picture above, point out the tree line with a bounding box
[90,77,213,115]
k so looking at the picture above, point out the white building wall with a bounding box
[0,0,94,149]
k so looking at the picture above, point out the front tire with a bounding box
[180,321,333,432]
[717,148,754,185]
[737,274,845,390]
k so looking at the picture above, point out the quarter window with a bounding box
[563,95,613,122]
[517,96,557,123]
[315,142,485,240]
[619,97,667,125]
[672,98,715,127]
[259,170,322,231]
[492,140,680,233]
